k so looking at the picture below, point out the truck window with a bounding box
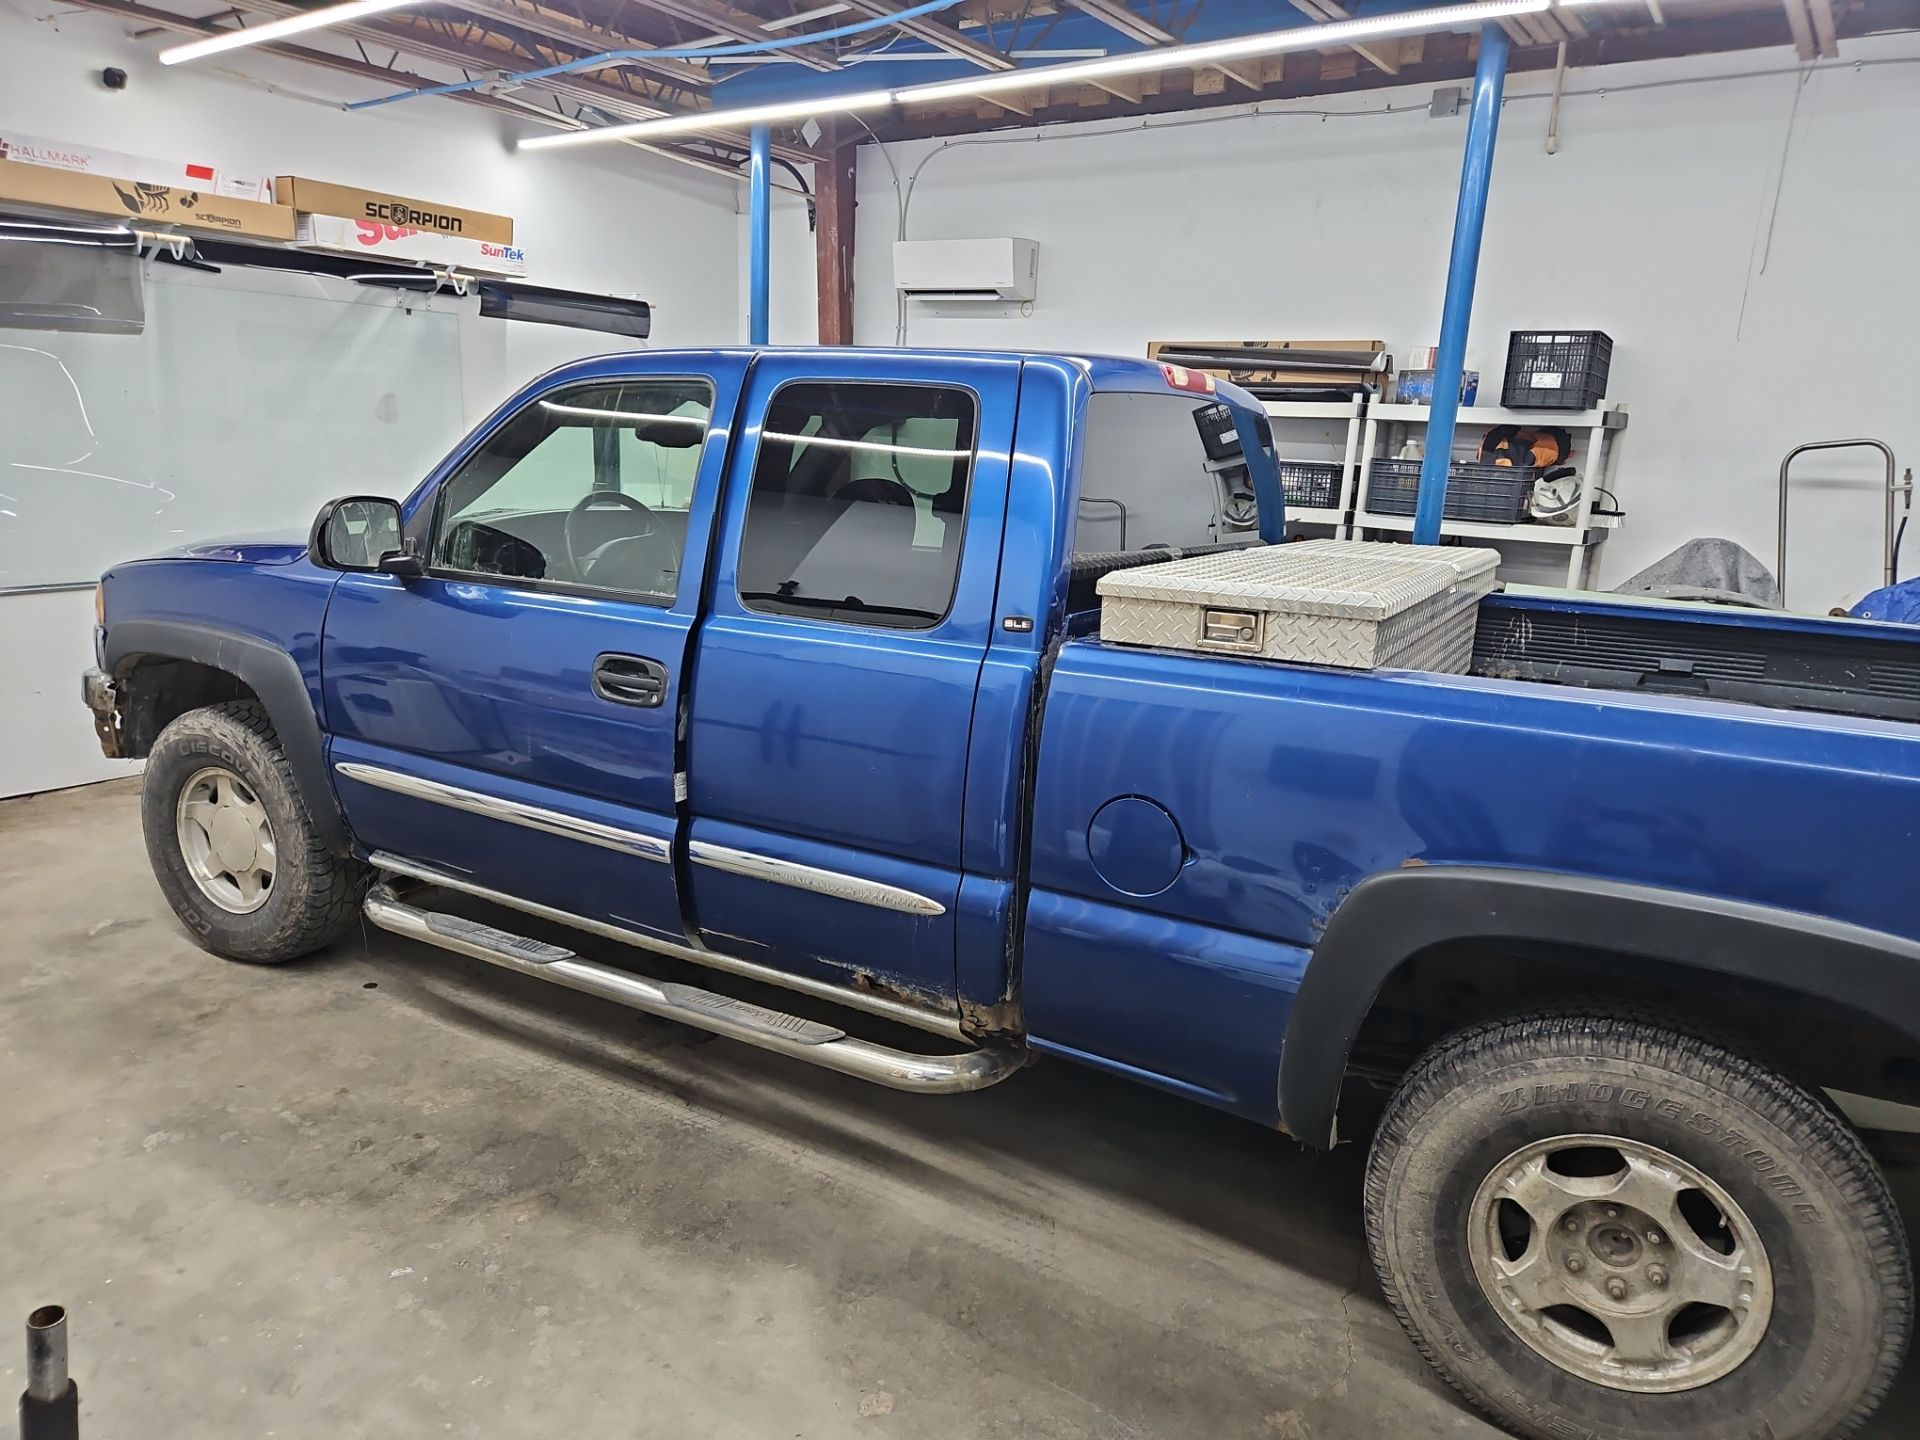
[1075,391,1253,553]
[430,378,712,600]
[737,381,976,630]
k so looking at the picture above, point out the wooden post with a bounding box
[815,124,858,346]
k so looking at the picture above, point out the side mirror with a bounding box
[310,495,411,575]
[377,549,425,579]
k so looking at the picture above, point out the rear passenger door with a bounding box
[684,354,1019,1011]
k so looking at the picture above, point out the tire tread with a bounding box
[144,700,368,962]
[1364,1009,1912,1440]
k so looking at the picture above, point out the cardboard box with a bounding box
[1147,339,1388,390]
[293,213,528,276]
[0,128,270,201]
[276,176,513,244]
[0,158,295,240]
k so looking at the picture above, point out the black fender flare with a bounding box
[1278,865,1920,1148]
[105,619,349,853]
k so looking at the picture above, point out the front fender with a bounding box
[1278,866,1920,1147]
[105,619,348,852]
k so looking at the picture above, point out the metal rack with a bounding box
[1352,402,1630,588]
[1260,395,1368,538]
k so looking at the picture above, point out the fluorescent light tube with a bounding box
[519,88,895,149]
[761,3,852,30]
[906,0,1551,102]
[160,0,420,65]
[517,0,1558,150]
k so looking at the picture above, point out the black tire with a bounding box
[1365,1012,1911,1440]
[142,700,369,963]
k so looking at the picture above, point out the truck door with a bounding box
[320,357,747,941]
[683,353,1018,1009]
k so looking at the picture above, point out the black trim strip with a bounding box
[1279,866,1920,1148]
[104,619,349,851]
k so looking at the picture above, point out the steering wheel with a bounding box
[563,490,653,583]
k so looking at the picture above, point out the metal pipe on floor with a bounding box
[1413,22,1511,546]
[748,123,772,346]
[21,1305,78,1440]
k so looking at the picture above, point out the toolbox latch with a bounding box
[1201,608,1263,653]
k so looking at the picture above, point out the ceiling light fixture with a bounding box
[761,3,853,30]
[518,0,1558,151]
[519,88,895,148]
[907,0,1550,103]
[160,0,420,65]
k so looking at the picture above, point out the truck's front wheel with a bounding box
[1365,1012,1910,1440]
[142,700,368,963]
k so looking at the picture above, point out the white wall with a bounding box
[826,34,1920,604]
[739,188,820,346]
[0,0,748,796]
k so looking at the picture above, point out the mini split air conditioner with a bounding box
[893,237,1038,303]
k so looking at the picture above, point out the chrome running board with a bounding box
[363,884,1027,1095]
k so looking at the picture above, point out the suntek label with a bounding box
[351,222,525,266]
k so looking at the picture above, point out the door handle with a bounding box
[593,654,668,708]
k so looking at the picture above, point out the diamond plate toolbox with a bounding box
[1096,539,1500,671]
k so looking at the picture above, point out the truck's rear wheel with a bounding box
[1364,1012,1910,1440]
[142,700,368,963]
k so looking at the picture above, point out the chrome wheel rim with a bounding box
[175,766,277,915]
[1468,1133,1774,1393]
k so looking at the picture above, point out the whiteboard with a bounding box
[0,264,466,590]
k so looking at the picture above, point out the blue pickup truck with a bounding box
[84,348,1920,1440]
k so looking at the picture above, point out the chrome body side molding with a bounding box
[334,762,671,863]
[688,840,947,917]
[368,851,966,1039]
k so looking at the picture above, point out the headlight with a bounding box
[94,581,105,626]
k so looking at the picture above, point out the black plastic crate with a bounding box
[1276,459,1341,510]
[1364,457,1538,524]
[1502,329,1612,409]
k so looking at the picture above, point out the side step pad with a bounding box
[364,885,1026,1095]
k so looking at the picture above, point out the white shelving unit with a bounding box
[1353,402,1629,587]
[1262,395,1368,537]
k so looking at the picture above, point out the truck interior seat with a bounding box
[789,486,939,610]
[580,525,684,599]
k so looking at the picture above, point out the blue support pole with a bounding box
[1413,22,1510,546]
[748,124,771,346]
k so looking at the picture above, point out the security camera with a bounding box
[101,67,129,90]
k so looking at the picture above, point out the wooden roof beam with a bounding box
[1285,0,1402,75]
[1805,0,1841,54]
[624,0,844,69]
[1779,0,1819,56]
[1064,0,1259,91]
[223,0,819,159]
[45,0,768,182]
[442,0,715,86]
[838,0,1041,112]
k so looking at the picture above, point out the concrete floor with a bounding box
[3,779,1916,1439]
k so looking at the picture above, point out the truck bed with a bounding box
[1071,546,1920,724]
[1472,588,1920,724]
[1018,621,1920,1116]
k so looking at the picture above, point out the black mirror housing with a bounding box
[377,549,425,579]
[311,495,409,574]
